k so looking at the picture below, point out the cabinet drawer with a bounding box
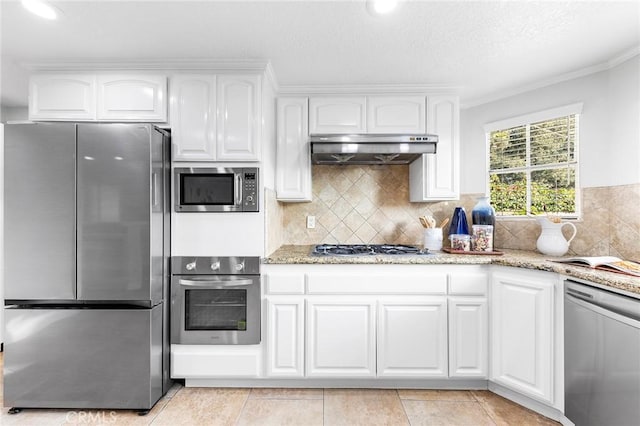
[265,274,306,294]
[448,273,488,295]
[171,345,261,378]
[307,273,447,294]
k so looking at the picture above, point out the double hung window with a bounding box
[485,104,581,218]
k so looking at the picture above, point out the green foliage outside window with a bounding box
[489,115,578,216]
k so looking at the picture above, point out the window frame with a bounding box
[484,103,583,219]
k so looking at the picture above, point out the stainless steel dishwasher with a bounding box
[564,280,640,426]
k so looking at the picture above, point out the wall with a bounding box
[0,106,28,123]
[460,54,639,192]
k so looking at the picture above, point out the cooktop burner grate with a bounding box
[312,244,428,256]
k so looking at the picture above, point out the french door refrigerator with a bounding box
[3,123,171,411]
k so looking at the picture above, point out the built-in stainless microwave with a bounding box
[174,167,259,212]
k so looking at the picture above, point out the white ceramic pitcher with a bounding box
[536,217,577,256]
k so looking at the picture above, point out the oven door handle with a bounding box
[178,278,254,287]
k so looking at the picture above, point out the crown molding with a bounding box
[462,46,640,109]
[23,58,275,73]
[277,83,460,96]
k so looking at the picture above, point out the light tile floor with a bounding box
[1,352,559,425]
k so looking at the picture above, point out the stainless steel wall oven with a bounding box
[171,256,260,344]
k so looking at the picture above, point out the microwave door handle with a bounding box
[178,279,254,287]
[235,174,242,205]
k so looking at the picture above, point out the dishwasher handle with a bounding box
[566,292,640,328]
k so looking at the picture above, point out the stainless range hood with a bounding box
[310,134,438,165]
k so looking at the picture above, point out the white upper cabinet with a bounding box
[170,74,261,162]
[490,269,555,405]
[97,74,167,121]
[367,96,426,134]
[276,97,311,201]
[29,73,167,122]
[308,96,426,135]
[29,74,97,121]
[216,75,261,161]
[170,75,217,161]
[410,95,460,201]
[309,97,366,134]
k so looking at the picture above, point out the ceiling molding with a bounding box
[462,46,640,110]
[22,58,274,73]
[277,83,460,96]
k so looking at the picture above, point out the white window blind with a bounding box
[487,110,580,217]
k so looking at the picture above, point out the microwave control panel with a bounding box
[242,170,259,212]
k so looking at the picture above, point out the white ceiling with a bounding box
[1,0,639,108]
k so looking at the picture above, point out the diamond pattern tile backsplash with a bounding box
[282,165,458,246]
[278,165,640,260]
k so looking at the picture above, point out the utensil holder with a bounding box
[423,228,443,251]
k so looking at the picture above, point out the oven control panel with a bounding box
[171,256,260,275]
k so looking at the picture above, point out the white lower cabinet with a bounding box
[490,269,555,405]
[306,298,376,377]
[265,297,304,377]
[448,297,488,377]
[377,297,448,377]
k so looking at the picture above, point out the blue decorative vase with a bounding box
[449,207,470,235]
[471,196,496,226]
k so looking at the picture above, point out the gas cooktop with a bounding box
[312,244,428,256]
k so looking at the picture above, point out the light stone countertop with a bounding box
[264,245,640,297]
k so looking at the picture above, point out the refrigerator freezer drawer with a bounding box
[3,305,163,410]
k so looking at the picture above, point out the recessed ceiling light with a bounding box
[367,0,399,16]
[21,0,58,20]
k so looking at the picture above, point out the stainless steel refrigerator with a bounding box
[3,123,171,411]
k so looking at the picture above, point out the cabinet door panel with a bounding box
[309,97,366,134]
[97,74,167,121]
[409,95,460,201]
[29,74,96,121]
[276,97,311,201]
[367,96,425,133]
[491,271,554,404]
[266,297,304,377]
[448,297,487,377]
[216,75,260,161]
[378,297,448,377]
[306,298,375,377]
[170,75,217,161]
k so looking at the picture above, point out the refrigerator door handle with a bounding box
[152,171,159,209]
[178,278,254,288]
